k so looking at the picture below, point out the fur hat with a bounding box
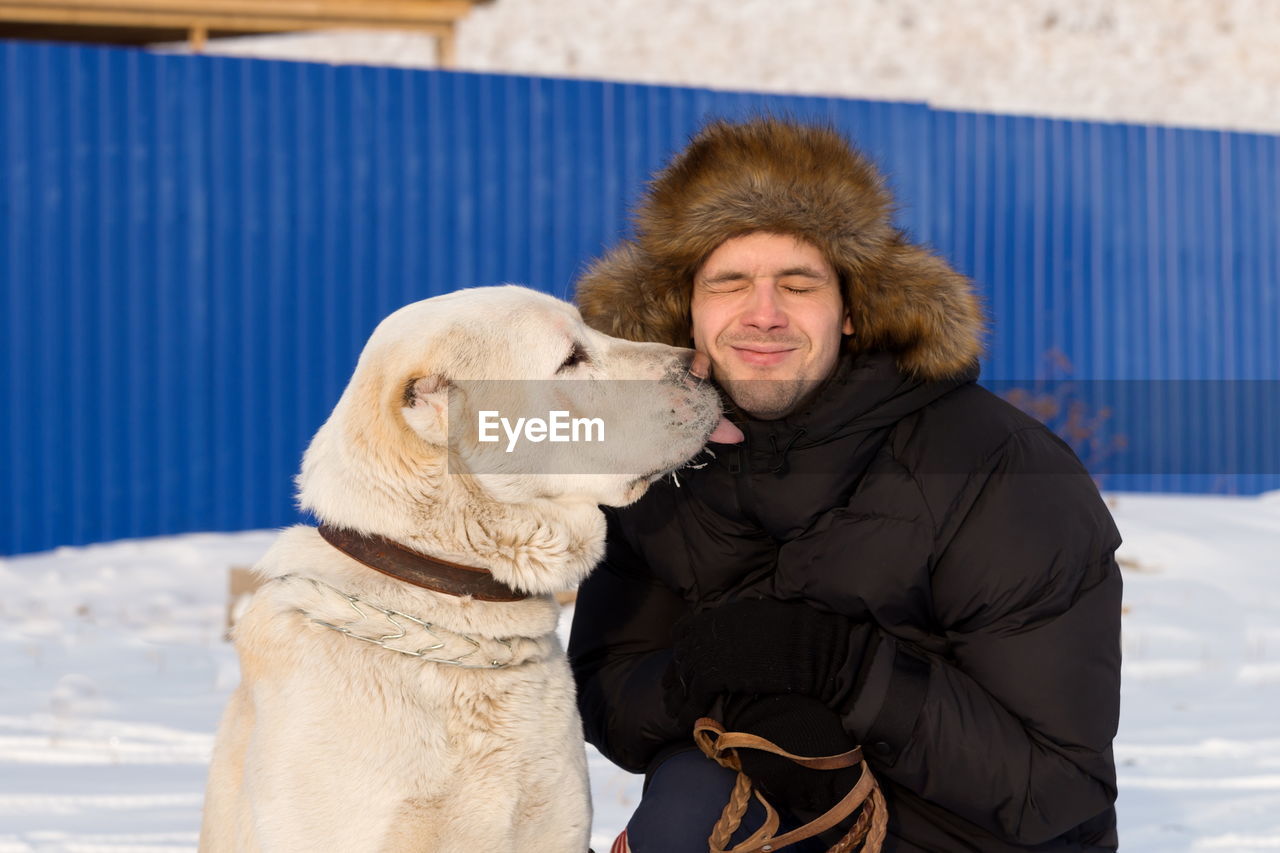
[574,118,985,380]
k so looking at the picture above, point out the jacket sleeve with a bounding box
[568,510,692,774]
[780,426,1122,845]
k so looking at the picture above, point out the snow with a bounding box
[179,1,1280,135]
[1,493,1278,851]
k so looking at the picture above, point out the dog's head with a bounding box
[298,286,735,547]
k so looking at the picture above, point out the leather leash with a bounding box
[317,524,529,603]
[693,717,887,853]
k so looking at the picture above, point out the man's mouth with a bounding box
[729,345,798,367]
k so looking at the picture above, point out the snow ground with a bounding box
[1,492,1277,851]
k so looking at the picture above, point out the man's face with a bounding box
[691,232,852,420]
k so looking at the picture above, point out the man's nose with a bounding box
[740,282,788,331]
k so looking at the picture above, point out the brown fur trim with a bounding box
[574,118,986,379]
[576,243,691,349]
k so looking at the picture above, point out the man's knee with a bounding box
[625,749,749,852]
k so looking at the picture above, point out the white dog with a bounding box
[198,285,741,852]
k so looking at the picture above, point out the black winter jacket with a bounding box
[568,352,1123,852]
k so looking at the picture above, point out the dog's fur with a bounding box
[199,286,728,852]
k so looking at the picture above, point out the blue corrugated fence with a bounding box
[2,41,1277,554]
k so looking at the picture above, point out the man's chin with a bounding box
[718,377,811,421]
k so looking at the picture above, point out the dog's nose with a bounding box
[688,351,712,382]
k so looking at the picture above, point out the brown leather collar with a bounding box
[317,525,529,603]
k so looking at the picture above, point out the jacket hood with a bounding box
[575,118,986,381]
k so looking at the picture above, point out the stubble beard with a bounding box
[719,374,820,421]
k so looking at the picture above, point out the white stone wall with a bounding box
[186,0,1280,133]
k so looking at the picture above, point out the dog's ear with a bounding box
[401,374,451,445]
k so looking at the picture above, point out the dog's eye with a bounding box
[558,343,589,373]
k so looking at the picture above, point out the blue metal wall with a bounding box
[2,41,1277,555]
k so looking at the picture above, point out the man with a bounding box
[570,118,1122,852]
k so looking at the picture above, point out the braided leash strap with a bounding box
[693,717,888,853]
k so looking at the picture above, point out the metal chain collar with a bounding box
[274,574,520,669]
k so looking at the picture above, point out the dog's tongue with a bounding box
[690,352,743,444]
[708,415,744,444]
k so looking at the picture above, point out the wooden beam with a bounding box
[0,1,480,68]
[436,22,454,67]
[0,6,455,37]
[0,1,476,25]
[188,19,205,51]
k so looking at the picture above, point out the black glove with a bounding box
[723,693,863,821]
[665,598,876,723]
